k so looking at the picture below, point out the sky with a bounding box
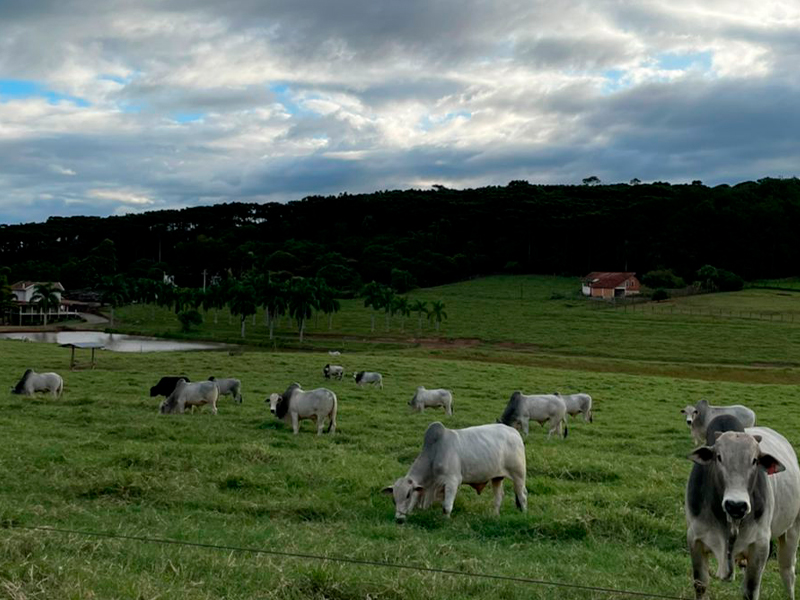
[1,0,799,223]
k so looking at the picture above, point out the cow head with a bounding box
[681,405,698,426]
[266,393,281,414]
[159,397,177,414]
[11,369,33,394]
[383,477,425,524]
[689,432,785,521]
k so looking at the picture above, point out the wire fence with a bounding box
[5,523,692,600]
[615,303,799,322]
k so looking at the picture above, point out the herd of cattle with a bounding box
[9,364,800,600]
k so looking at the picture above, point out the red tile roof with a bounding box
[583,272,637,289]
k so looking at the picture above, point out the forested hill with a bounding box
[2,177,799,292]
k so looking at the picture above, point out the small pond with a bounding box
[0,331,229,353]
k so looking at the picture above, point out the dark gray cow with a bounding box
[686,423,800,600]
[382,422,527,522]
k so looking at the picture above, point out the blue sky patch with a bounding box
[0,79,90,107]
[657,51,712,72]
[174,112,205,123]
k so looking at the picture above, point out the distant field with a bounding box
[115,275,800,369]
[3,339,800,599]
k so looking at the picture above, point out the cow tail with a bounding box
[57,377,64,398]
[327,393,338,434]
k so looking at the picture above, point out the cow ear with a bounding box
[381,486,394,496]
[758,453,785,475]
[689,446,714,465]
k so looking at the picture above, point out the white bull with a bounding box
[267,383,337,435]
[382,422,527,522]
[354,371,383,389]
[160,380,219,415]
[209,376,242,403]
[323,364,345,380]
[11,369,63,398]
[682,399,757,445]
[409,386,453,415]
[555,392,593,423]
[686,426,800,600]
[499,391,568,439]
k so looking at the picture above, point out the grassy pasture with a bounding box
[115,275,800,369]
[2,338,800,599]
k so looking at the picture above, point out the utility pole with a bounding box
[202,269,207,292]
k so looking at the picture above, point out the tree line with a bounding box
[93,274,446,341]
[2,177,800,295]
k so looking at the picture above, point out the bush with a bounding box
[651,288,669,302]
[177,309,203,332]
[390,268,417,294]
[642,269,686,289]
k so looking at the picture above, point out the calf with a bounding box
[323,364,345,380]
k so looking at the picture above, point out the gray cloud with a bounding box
[0,0,798,222]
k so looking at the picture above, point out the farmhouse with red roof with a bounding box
[581,272,640,299]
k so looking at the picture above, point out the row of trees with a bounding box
[95,274,448,341]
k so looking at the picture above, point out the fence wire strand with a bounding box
[5,524,691,600]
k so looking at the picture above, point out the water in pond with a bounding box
[0,331,228,353]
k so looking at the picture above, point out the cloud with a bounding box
[0,0,798,223]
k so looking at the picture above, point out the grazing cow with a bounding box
[267,383,337,435]
[208,377,243,403]
[149,376,191,397]
[160,380,219,415]
[354,371,383,389]
[323,364,345,380]
[409,386,453,416]
[682,400,757,445]
[555,392,593,423]
[328,350,341,357]
[382,422,527,523]
[499,392,568,438]
[686,424,800,600]
[11,369,63,398]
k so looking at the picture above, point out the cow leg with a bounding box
[547,417,558,439]
[316,415,325,436]
[742,541,769,600]
[778,519,800,600]
[522,418,530,436]
[491,477,504,515]
[445,403,452,416]
[689,538,710,600]
[442,480,459,517]
[291,412,300,435]
[511,473,527,512]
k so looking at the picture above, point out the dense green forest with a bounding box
[1,177,799,293]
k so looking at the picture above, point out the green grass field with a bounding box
[2,276,800,598]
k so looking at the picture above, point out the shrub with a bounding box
[651,288,669,302]
[642,269,686,289]
[177,309,203,332]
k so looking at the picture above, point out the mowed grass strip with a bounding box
[1,339,799,598]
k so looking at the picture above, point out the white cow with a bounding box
[267,383,337,435]
[323,364,345,380]
[499,392,568,438]
[354,371,383,389]
[409,386,453,415]
[682,399,757,445]
[11,369,63,398]
[555,392,593,423]
[160,380,219,415]
[209,376,243,403]
[328,350,341,357]
[382,422,527,522]
[686,425,800,600]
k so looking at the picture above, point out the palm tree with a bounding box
[288,278,316,342]
[381,286,395,331]
[393,296,411,331]
[410,299,428,331]
[99,275,129,328]
[228,279,257,339]
[31,283,61,326]
[203,281,227,325]
[0,273,17,325]
[361,281,385,333]
[427,300,448,333]
[264,281,288,340]
[315,280,341,331]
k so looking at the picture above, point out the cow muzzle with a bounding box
[723,499,750,520]
[395,515,406,524]
[269,408,276,414]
